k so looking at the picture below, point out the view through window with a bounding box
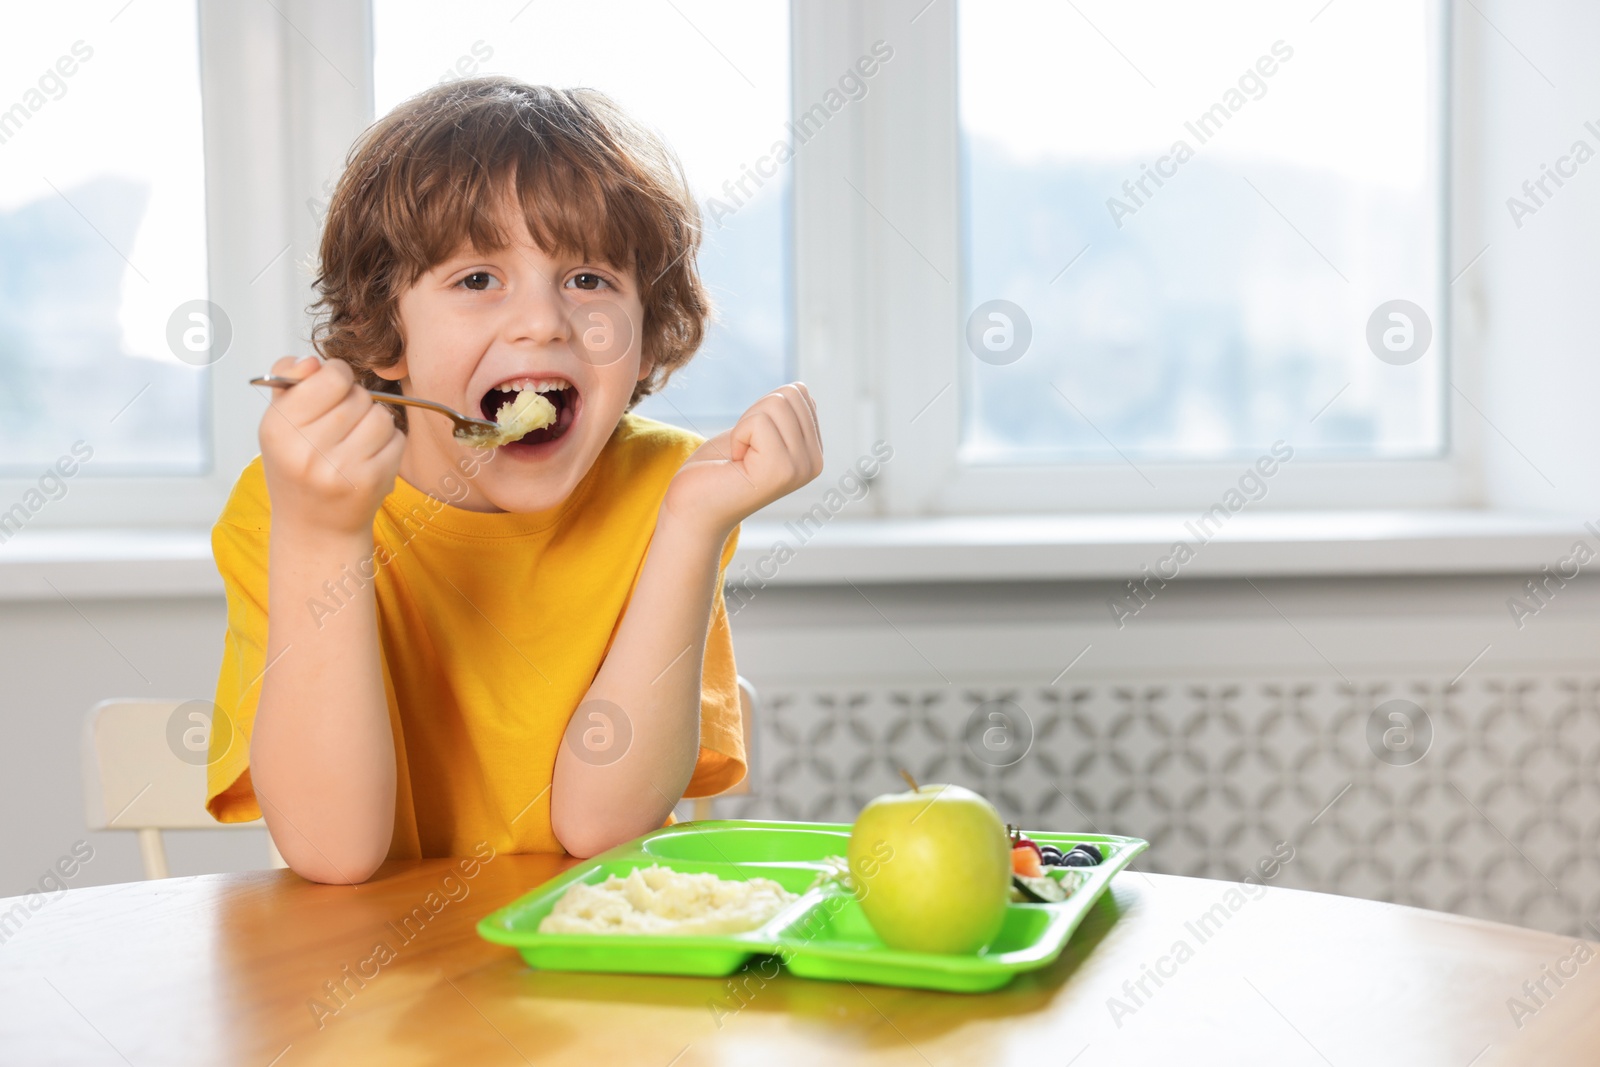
[959,0,1445,464]
[0,2,210,475]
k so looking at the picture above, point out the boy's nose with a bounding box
[502,281,572,350]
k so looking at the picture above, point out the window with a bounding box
[958,0,1447,465]
[6,0,1475,532]
[0,4,209,476]
[371,0,793,431]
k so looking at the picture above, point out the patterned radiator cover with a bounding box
[701,677,1600,938]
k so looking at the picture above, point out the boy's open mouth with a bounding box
[479,376,579,446]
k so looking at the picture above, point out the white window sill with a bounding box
[731,510,1592,585]
[0,511,1588,601]
[0,529,220,602]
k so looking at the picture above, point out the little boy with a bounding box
[205,77,822,884]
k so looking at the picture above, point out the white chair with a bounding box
[82,698,286,880]
[692,676,760,821]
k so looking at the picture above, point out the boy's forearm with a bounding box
[551,512,727,857]
[252,525,396,883]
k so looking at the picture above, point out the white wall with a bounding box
[0,595,272,897]
[5,570,1600,940]
[721,574,1600,937]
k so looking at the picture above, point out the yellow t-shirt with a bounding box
[205,413,744,859]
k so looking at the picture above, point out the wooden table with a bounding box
[2,854,1596,1065]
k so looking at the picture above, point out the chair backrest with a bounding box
[83,699,222,832]
[83,698,275,879]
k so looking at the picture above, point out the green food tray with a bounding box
[477,819,1147,993]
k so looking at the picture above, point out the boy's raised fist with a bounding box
[257,355,407,539]
[661,382,824,539]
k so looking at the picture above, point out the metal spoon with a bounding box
[250,375,500,442]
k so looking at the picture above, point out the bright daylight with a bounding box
[2,2,1598,1064]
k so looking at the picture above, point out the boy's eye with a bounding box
[458,271,500,291]
[567,272,610,291]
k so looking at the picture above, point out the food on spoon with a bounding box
[473,388,557,448]
[537,864,796,936]
[848,771,1010,955]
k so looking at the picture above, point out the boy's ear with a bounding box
[372,356,408,382]
[635,351,655,383]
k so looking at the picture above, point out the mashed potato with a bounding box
[475,389,556,448]
[538,865,797,936]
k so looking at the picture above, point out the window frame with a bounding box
[6,0,373,531]
[9,0,1480,532]
[864,0,1477,516]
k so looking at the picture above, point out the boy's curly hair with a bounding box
[310,76,708,415]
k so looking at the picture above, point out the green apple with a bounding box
[847,781,1011,954]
